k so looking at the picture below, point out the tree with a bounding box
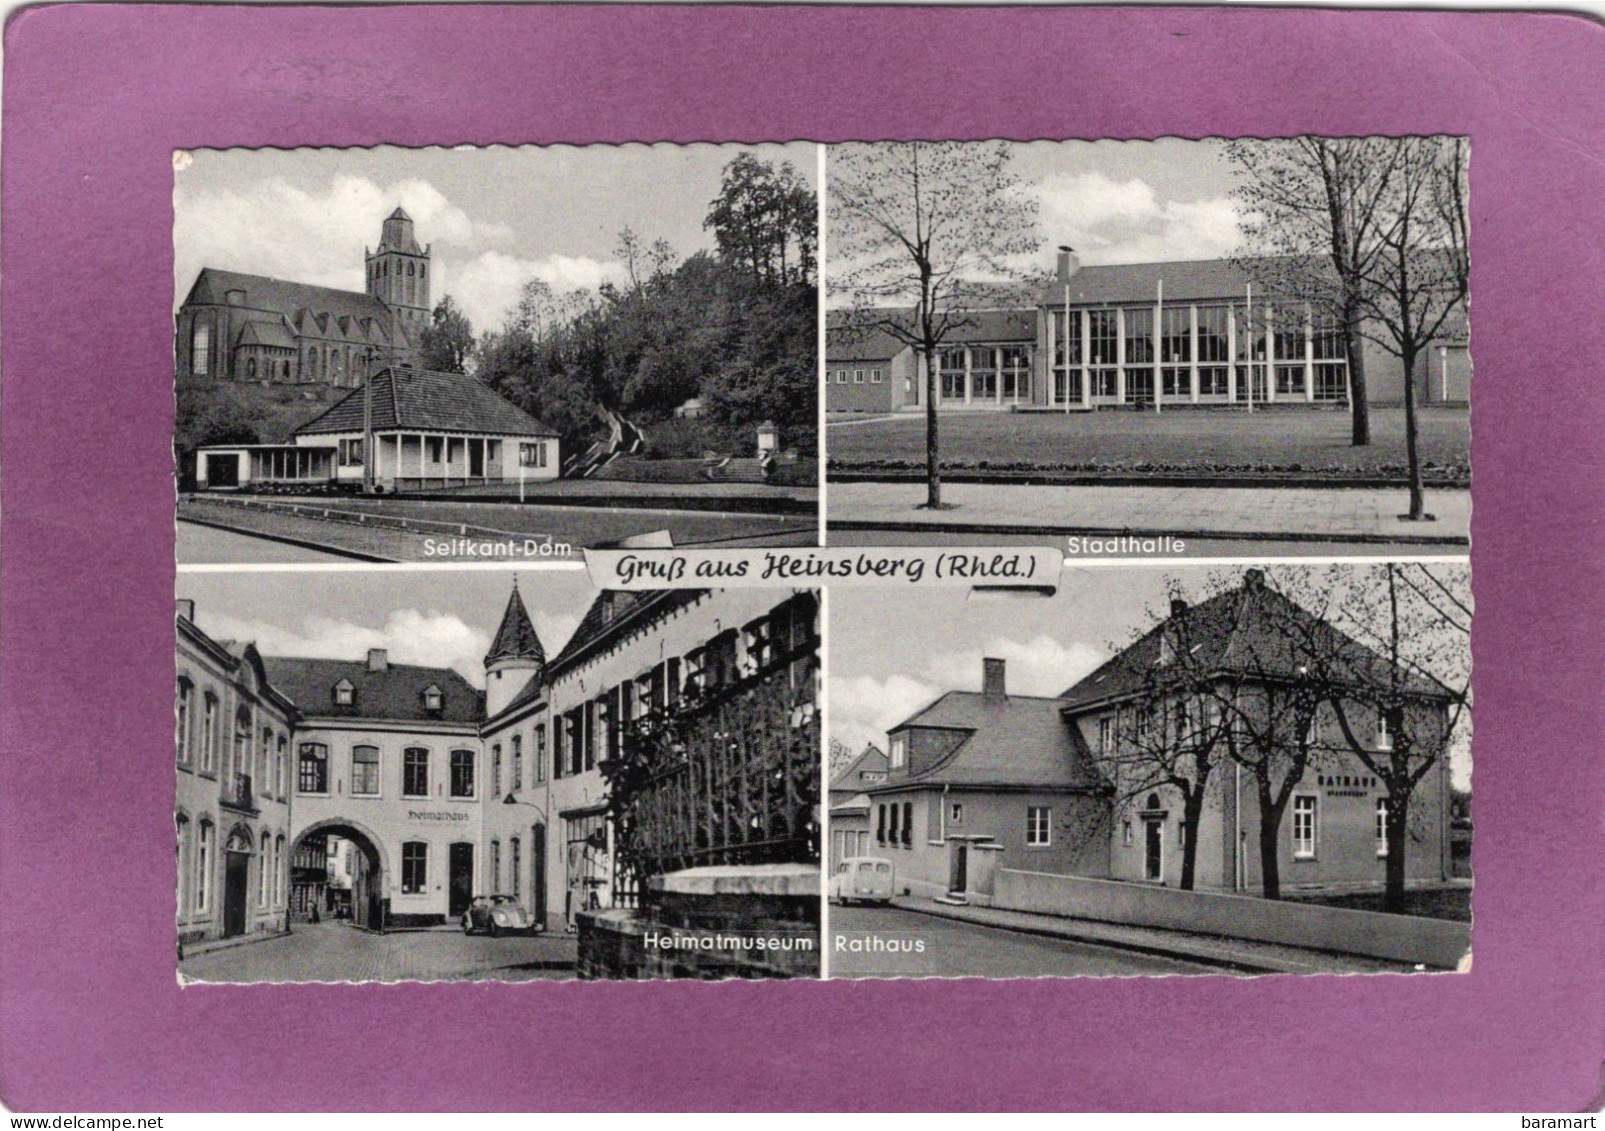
[418,295,475,374]
[1227,137,1409,447]
[1355,137,1470,521]
[828,142,1042,508]
[1319,563,1470,912]
[705,153,817,288]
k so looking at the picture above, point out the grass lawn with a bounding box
[827,407,1469,479]
[1286,886,1472,922]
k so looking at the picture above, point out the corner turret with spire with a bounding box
[484,580,546,717]
[364,206,432,342]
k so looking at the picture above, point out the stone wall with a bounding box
[576,863,820,980]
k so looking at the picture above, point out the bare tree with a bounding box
[1319,562,1471,912]
[1227,137,1409,447]
[1356,137,1470,522]
[828,142,1041,508]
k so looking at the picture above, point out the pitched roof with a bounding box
[485,585,545,667]
[1058,572,1452,712]
[885,691,1105,790]
[261,656,483,723]
[296,367,560,438]
[825,317,911,363]
[830,743,889,790]
[235,319,298,349]
[547,590,698,677]
[184,268,392,325]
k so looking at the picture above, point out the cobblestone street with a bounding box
[180,921,578,984]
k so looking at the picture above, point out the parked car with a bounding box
[830,856,895,906]
[461,894,536,936]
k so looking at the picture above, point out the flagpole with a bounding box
[1155,277,1163,415]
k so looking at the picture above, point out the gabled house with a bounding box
[828,743,887,864]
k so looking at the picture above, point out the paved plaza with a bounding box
[180,921,578,984]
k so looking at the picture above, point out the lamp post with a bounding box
[503,794,551,933]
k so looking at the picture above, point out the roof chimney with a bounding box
[1170,598,1188,618]
[1243,568,1266,591]
[176,598,195,623]
[1055,245,1081,284]
[367,648,389,672]
[982,657,1007,698]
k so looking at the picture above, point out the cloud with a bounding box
[445,250,625,331]
[1034,172,1244,265]
[828,673,942,759]
[924,634,1107,699]
[174,174,514,312]
[197,608,492,688]
[829,634,1109,757]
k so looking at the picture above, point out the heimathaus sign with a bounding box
[407,810,471,823]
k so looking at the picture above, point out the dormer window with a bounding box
[889,733,907,769]
[333,679,355,707]
[423,684,442,712]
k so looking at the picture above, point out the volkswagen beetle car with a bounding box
[829,856,895,906]
[461,894,536,936]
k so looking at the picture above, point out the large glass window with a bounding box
[1160,306,1191,363]
[191,321,210,376]
[351,745,380,796]
[298,743,328,793]
[1088,310,1118,365]
[401,842,427,894]
[1000,346,1030,402]
[403,747,429,798]
[1274,306,1308,363]
[450,749,475,798]
[939,348,967,401]
[968,346,998,402]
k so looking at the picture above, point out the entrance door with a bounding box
[448,842,474,918]
[530,825,547,927]
[207,453,240,489]
[1144,819,1164,883]
[469,440,485,478]
[948,842,968,895]
[223,850,250,937]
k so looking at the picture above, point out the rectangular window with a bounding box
[1027,806,1052,847]
[175,680,192,764]
[196,822,213,912]
[426,436,444,464]
[1099,716,1113,757]
[939,348,967,401]
[889,733,907,769]
[1197,306,1229,363]
[339,438,364,467]
[192,321,210,376]
[298,743,328,794]
[1088,309,1118,366]
[1198,366,1230,396]
[491,744,502,797]
[1274,308,1307,363]
[403,748,429,798]
[999,346,1030,402]
[950,802,963,824]
[835,369,846,384]
[876,804,886,846]
[351,745,380,796]
[1123,308,1154,364]
[1292,795,1318,859]
[1314,363,1346,401]
[450,749,475,798]
[1275,364,1305,396]
[968,347,997,401]
[853,369,864,383]
[491,842,502,893]
[888,802,900,847]
[201,695,218,774]
[534,724,547,784]
[870,368,883,384]
[401,842,427,894]
[511,734,523,791]
[902,801,913,847]
[519,442,547,469]
[276,735,287,797]
[511,837,521,896]
[1160,305,1191,363]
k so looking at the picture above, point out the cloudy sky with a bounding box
[825,138,1248,299]
[179,568,596,690]
[829,563,1472,788]
[174,142,818,333]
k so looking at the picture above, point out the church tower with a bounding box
[364,207,432,349]
[484,581,546,718]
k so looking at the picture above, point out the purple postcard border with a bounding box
[3,3,1603,1113]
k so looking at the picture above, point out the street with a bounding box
[828,903,1220,979]
[180,920,577,984]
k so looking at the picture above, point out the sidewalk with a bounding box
[827,481,1469,546]
[890,897,1420,975]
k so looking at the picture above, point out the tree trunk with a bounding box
[1384,791,1410,914]
[1180,786,1207,891]
[1258,811,1282,901]
[1401,347,1426,519]
[1345,300,1370,447]
[924,346,941,509]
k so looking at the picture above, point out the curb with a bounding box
[829,472,1469,491]
[826,519,1469,547]
[886,900,1299,975]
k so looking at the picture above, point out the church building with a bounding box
[176,207,432,385]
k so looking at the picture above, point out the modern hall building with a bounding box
[826,250,1470,414]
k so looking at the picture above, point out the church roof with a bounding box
[234,319,298,349]
[485,585,545,667]
[388,207,411,222]
[183,268,391,325]
[295,367,561,438]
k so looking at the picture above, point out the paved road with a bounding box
[828,904,1217,979]
[177,520,357,563]
[180,921,577,984]
[825,527,1463,560]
